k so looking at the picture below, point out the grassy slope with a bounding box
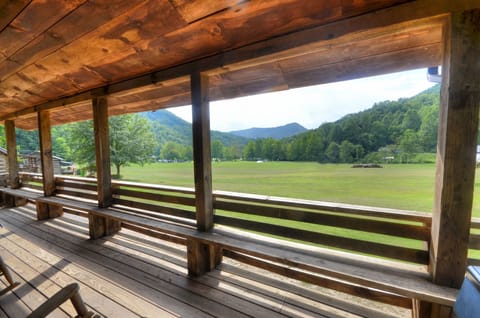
[120,161,480,216]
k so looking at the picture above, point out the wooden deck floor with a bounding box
[0,204,410,318]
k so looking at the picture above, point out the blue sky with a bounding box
[169,68,436,132]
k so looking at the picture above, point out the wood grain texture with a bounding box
[37,110,55,196]
[214,215,429,264]
[92,96,112,208]
[4,120,19,189]
[191,72,213,232]
[430,9,480,288]
[1,205,363,318]
[1,0,472,129]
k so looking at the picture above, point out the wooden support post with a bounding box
[191,71,214,232]
[189,71,222,276]
[3,120,25,207]
[36,111,63,219]
[91,96,121,239]
[420,9,480,318]
[38,111,56,196]
[5,120,19,189]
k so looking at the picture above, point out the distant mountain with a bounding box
[229,123,308,140]
[142,110,250,155]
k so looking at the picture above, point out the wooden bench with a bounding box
[0,187,43,207]
[32,194,458,313]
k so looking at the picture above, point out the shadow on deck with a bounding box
[0,204,410,318]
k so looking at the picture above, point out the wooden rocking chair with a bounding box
[0,255,19,297]
[1,256,96,318]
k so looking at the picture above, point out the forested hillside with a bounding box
[242,85,441,163]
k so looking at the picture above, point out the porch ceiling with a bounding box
[0,0,461,130]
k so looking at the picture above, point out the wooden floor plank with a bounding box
[1,210,193,318]
[23,213,295,318]
[106,213,410,318]
[0,306,8,318]
[105,232,336,318]
[0,231,140,318]
[0,279,30,318]
[0,203,409,318]
[0,248,73,318]
[2,207,249,318]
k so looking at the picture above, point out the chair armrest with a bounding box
[27,283,95,318]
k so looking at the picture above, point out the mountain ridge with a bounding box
[229,122,308,140]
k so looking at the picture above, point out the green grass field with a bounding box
[120,161,480,216]
[119,161,480,260]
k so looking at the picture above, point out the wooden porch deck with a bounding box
[0,204,410,318]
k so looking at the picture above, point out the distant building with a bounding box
[477,145,480,163]
[24,151,63,175]
[0,147,8,175]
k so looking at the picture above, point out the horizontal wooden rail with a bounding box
[19,172,44,191]
[44,174,480,266]
[468,218,480,266]
[214,190,432,224]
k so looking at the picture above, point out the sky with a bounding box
[168,68,436,132]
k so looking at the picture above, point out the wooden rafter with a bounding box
[1,1,479,130]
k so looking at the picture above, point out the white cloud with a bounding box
[169,68,436,132]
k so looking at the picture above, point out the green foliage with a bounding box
[241,85,442,163]
[146,110,249,157]
[69,120,95,171]
[109,114,157,176]
[67,114,156,176]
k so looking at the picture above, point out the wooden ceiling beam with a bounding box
[0,0,31,34]
[2,0,475,127]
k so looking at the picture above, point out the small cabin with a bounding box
[0,147,8,186]
[24,151,62,175]
[0,147,8,175]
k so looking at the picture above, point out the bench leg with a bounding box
[187,239,223,277]
[412,300,453,318]
[88,215,121,240]
[3,194,27,208]
[35,202,63,220]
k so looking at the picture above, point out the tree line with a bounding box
[220,85,442,163]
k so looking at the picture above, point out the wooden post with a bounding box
[188,71,222,276]
[5,120,19,189]
[3,120,25,207]
[91,96,121,239]
[423,9,480,318]
[36,110,63,219]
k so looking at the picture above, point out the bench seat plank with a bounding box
[0,188,43,201]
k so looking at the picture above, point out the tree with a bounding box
[69,120,96,172]
[399,129,420,163]
[326,142,340,163]
[339,140,355,163]
[402,109,422,131]
[69,114,157,177]
[211,140,224,160]
[243,141,256,160]
[161,142,181,161]
[109,114,157,176]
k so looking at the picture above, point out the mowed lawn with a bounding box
[120,161,480,217]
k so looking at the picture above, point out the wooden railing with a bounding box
[469,218,480,266]
[18,173,480,266]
